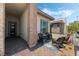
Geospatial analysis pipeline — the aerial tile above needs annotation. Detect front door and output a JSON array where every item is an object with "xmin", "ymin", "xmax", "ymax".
[{"xmin": 8, "ymin": 22, "xmax": 17, "ymax": 37}]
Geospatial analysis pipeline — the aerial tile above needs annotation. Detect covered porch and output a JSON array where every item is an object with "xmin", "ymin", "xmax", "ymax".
[{"xmin": 0, "ymin": 3, "xmax": 37, "ymax": 55}]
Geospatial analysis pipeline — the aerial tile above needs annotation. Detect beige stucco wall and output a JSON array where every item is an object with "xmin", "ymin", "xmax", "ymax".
[
  {"xmin": 37, "ymin": 13, "xmax": 51, "ymax": 33},
  {"xmin": 0, "ymin": 3, "xmax": 5, "ymax": 56},
  {"xmin": 28, "ymin": 4, "xmax": 37, "ymax": 48},
  {"xmin": 20, "ymin": 7, "xmax": 28, "ymax": 41},
  {"xmin": 5, "ymin": 14, "xmax": 20, "ymax": 37}
]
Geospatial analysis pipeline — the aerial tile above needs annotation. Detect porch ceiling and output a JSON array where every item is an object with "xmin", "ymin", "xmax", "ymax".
[{"xmin": 5, "ymin": 3, "xmax": 27, "ymax": 16}]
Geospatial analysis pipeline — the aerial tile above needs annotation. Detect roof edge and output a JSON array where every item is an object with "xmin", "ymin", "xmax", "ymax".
[{"xmin": 37, "ymin": 9, "xmax": 55, "ymax": 20}]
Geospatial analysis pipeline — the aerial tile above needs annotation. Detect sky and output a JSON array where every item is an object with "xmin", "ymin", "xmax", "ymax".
[{"xmin": 37, "ymin": 3, "xmax": 79, "ymax": 25}]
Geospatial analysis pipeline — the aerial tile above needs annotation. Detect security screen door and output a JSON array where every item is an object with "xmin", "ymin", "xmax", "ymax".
[{"xmin": 8, "ymin": 22, "xmax": 17, "ymax": 37}]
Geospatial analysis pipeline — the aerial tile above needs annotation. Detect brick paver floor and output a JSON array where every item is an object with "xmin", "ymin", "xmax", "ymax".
[
  {"xmin": 5, "ymin": 37, "xmax": 75, "ymax": 56},
  {"xmin": 5, "ymin": 37, "xmax": 28, "ymax": 56},
  {"xmin": 13, "ymin": 42, "xmax": 75, "ymax": 56}
]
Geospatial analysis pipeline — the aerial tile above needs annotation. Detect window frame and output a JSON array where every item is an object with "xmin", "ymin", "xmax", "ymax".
[{"xmin": 40, "ymin": 19, "xmax": 48, "ymax": 32}]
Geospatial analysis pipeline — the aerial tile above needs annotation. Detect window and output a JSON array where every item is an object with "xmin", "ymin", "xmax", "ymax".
[{"xmin": 40, "ymin": 19, "xmax": 48, "ymax": 32}]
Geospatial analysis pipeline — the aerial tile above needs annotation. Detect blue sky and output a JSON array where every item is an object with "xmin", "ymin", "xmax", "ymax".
[{"xmin": 37, "ymin": 3, "xmax": 79, "ymax": 25}]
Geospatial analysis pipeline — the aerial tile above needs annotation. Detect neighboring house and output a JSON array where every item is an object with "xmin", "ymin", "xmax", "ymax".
[
  {"xmin": 50, "ymin": 19, "xmax": 67, "ymax": 34},
  {"xmin": 0, "ymin": 3, "xmax": 54, "ymax": 55}
]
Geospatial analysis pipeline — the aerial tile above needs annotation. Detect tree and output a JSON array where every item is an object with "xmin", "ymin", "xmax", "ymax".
[{"xmin": 67, "ymin": 21, "xmax": 79, "ymax": 34}]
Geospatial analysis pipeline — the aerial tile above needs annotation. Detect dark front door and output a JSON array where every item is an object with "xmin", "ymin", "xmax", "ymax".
[{"xmin": 8, "ymin": 22, "xmax": 17, "ymax": 37}]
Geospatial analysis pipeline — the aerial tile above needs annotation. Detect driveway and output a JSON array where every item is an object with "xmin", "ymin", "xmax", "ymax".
[{"xmin": 73, "ymin": 36, "xmax": 79, "ymax": 56}]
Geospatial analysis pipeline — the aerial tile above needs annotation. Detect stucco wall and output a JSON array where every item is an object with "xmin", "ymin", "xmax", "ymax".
[
  {"xmin": 5, "ymin": 14, "xmax": 20, "ymax": 37},
  {"xmin": 20, "ymin": 8, "xmax": 28, "ymax": 41},
  {"xmin": 0, "ymin": 3, "xmax": 5, "ymax": 56},
  {"xmin": 37, "ymin": 13, "xmax": 51, "ymax": 33},
  {"xmin": 27, "ymin": 3, "xmax": 37, "ymax": 48}
]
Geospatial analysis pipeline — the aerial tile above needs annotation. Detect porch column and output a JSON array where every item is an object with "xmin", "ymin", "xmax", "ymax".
[
  {"xmin": 63, "ymin": 18, "xmax": 67, "ymax": 34},
  {"xmin": 0, "ymin": 4, "xmax": 5, "ymax": 55},
  {"xmin": 63, "ymin": 23, "xmax": 67, "ymax": 34},
  {"xmin": 28, "ymin": 3, "xmax": 37, "ymax": 48}
]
